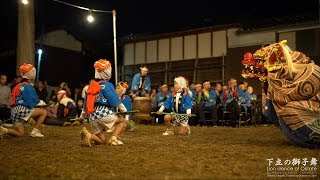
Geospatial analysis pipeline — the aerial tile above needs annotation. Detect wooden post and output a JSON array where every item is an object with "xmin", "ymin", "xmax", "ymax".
[{"xmin": 17, "ymin": 0, "xmax": 35, "ymax": 74}]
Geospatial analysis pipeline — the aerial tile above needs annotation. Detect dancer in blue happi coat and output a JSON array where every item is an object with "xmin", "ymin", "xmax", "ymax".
[
  {"xmin": 131, "ymin": 66, "xmax": 151, "ymax": 97},
  {"xmin": 157, "ymin": 76, "xmax": 192, "ymax": 135}
]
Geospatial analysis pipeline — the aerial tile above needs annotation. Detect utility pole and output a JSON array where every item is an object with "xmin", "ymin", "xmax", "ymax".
[{"xmin": 17, "ymin": 0, "xmax": 35, "ymax": 74}]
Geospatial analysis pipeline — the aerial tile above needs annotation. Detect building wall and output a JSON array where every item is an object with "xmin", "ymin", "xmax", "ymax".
[
  {"xmin": 121, "ymin": 25, "xmax": 320, "ymax": 94},
  {"xmin": 227, "ymin": 28, "xmax": 276, "ymax": 48},
  {"xmin": 123, "ymin": 30, "xmax": 228, "ymax": 65},
  {"xmin": 37, "ymin": 29, "xmax": 82, "ymax": 52}
]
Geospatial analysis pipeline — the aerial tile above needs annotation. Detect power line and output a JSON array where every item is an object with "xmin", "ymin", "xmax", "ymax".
[{"xmin": 51, "ymin": 0, "xmax": 112, "ymax": 13}]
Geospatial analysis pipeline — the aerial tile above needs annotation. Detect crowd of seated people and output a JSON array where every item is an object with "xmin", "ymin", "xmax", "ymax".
[{"xmin": 0, "ymin": 71, "xmax": 260, "ymax": 128}]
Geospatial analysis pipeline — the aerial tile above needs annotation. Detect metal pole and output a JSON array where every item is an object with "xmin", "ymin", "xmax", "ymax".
[
  {"xmin": 112, "ymin": 10, "xmax": 118, "ymax": 84},
  {"xmin": 36, "ymin": 51, "xmax": 42, "ymax": 84},
  {"xmin": 222, "ymin": 54, "xmax": 225, "ymax": 84},
  {"xmin": 165, "ymin": 60, "xmax": 168, "ymax": 83},
  {"xmin": 193, "ymin": 59, "xmax": 197, "ymax": 82}
]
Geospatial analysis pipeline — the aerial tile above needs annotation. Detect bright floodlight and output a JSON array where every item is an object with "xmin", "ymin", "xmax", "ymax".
[
  {"xmin": 21, "ymin": 0, "xmax": 29, "ymax": 5},
  {"xmin": 87, "ymin": 14, "xmax": 94, "ymax": 23},
  {"xmin": 38, "ymin": 49, "xmax": 43, "ymax": 55}
]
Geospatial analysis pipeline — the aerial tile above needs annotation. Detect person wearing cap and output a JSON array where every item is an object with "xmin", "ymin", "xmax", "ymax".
[
  {"xmin": 80, "ymin": 59, "xmax": 127, "ymax": 147},
  {"xmin": 154, "ymin": 83, "xmax": 172, "ymax": 124},
  {"xmin": 115, "ymin": 81, "xmax": 136, "ymax": 132},
  {"xmin": 198, "ymin": 80, "xmax": 218, "ymax": 126},
  {"xmin": 131, "ymin": 66, "xmax": 151, "ymax": 97},
  {"xmin": 0, "ymin": 64, "xmax": 47, "ymax": 138},
  {"xmin": 156, "ymin": 84, "xmax": 171, "ymax": 108},
  {"xmin": 157, "ymin": 76, "xmax": 192, "ymax": 135}
]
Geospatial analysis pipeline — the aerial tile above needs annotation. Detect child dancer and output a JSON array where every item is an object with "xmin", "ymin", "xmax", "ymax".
[
  {"xmin": 115, "ymin": 81, "xmax": 136, "ymax": 132},
  {"xmin": 157, "ymin": 76, "xmax": 192, "ymax": 135},
  {"xmin": 80, "ymin": 59, "xmax": 127, "ymax": 147},
  {"xmin": 0, "ymin": 64, "xmax": 47, "ymax": 138}
]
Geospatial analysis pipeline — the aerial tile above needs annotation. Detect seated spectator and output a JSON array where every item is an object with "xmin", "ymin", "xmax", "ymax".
[
  {"xmin": 154, "ymin": 84, "xmax": 172, "ymax": 124},
  {"xmin": 189, "ymin": 81, "xmax": 196, "ymax": 95},
  {"xmin": 247, "ymin": 86, "xmax": 257, "ymax": 100},
  {"xmin": 156, "ymin": 84, "xmax": 171, "ymax": 109},
  {"xmin": 195, "ymin": 84, "xmax": 203, "ymax": 106},
  {"xmin": 238, "ymin": 81, "xmax": 251, "ymax": 119},
  {"xmin": 35, "ymin": 81, "xmax": 48, "ymax": 103},
  {"xmin": 0, "ymin": 74, "xmax": 11, "ymax": 123},
  {"xmin": 214, "ymin": 82, "xmax": 223, "ymax": 120},
  {"xmin": 9, "ymin": 75, "xmax": 22, "ymax": 90},
  {"xmin": 214, "ymin": 82, "xmax": 222, "ymax": 105},
  {"xmin": 169, "ymin": 85, "xmax": 175, "ymax": 95},
  {"xmin": 76, "ymin": 98, "xmax": 84, "ymax": 118},
  {"xmin": 188, "ymin": 81, "xmax": 196, "ymax": 107},
  {"xmin": 223, "ymin": 79, "xmax": 240, "ymax": 127},
  {"xmin": 72, "ymin": 87, "xmax": 82, "ymax": 103},
  {"xmin": 198, "ymin": 81, "xmax": 218, "ymax": 126},
  {"xmin": 56, "ymin": 90, "xmax": 80, "ymax": 125},
  {"xmin": 48, "ymin": 93, "xmax": 58, "ymax": 105},
  {"xmin": 229, "ymin": 78, "xmax": 242, "ymax": 97},
  {"xmin": 150, "ymin": 88, "xmax": 158, "ymax": 110},
  {"xmin": 222, "ymin": 85, "xmax": 228, "ymax": 93},
  {"xmin": 55, "ymin": 82, "xmax": 71, "ymax": 97},
  {"xmin": 43, "ymin": 80, "xmax": 55, "ymax": 101},
  {"xmin": 45, "ymin": 101, "xmax": 71, "ymax": 126}
]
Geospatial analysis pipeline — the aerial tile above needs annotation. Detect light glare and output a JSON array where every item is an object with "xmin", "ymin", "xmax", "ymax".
[
  {"xmin": 21, "ymin": 0, "xmax": 29, "ymax": 5},
  {"xmin": 87, "ymin": 14, "xmax": 94, "ymax": 23}
]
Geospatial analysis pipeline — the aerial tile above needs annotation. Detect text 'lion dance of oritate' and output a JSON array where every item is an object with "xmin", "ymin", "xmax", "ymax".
[{"xmin": 241, "ymin": 40, "xmax": 320, "ymax": 148}]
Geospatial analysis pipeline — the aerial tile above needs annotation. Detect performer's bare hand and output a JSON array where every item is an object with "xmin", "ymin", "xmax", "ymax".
[{"xmin": 156, "ymin": 111, "xmax": 162, "ymax": 115}]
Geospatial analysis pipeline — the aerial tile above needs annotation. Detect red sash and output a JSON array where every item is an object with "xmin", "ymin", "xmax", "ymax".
[
  {"xmin": 10, "ymin": 82, "xmax": 29, "ymax": 106},
  {"xmin": 85, "ymin": 81, "xmax": 102, "ymax": 115}
]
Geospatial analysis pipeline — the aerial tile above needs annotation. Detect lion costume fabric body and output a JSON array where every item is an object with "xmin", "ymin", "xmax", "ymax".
[{"xmin": 242, "ymin": 40, "xmax": 320, "ymax": 148}]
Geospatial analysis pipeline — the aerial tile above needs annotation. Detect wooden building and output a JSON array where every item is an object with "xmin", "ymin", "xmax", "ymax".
[{"xmin": 120, "ymin": 22, "xmax": 320, "ymax": 95}]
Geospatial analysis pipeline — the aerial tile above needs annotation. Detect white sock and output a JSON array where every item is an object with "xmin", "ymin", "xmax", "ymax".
[
  {"xmin": 2, "ymin": 127, "xmax": 8, "ymax": 133},
  {"xmin": 32, "ymin": 128, "xmax": 39, "ymax": 132}
]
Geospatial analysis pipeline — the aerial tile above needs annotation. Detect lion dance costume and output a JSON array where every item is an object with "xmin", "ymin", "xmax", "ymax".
[{"xmin": 241, "ymin": 40, "xmax": 320, "ymax": 148}]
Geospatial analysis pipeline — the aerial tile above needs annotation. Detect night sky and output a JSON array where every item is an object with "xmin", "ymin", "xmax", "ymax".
[{"xmin": 0, "ymin": 0, "xmax": 318, "ymax": 51}]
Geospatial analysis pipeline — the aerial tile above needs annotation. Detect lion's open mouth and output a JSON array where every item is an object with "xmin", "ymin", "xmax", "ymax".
[{"xmin": 241, "ymin": 52, "xmax": 267, "ymax": 81}]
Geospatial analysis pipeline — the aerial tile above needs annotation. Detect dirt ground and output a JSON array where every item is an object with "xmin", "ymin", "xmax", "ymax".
[{"xmin": 0, "ymin": 124, "xmax": 319, "ymax": 180}]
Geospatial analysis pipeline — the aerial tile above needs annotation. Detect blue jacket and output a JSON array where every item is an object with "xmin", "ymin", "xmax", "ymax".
[
  {"xmin": 189, "ymin": 88, "xmax": 197, "ymax": 106},
  {"xmin": 201, "ymin": 90, "xmax": 217, "ymax": 107},
  {"xmin": 12, "ymin": 83, "xmax": 40, "ymax": 109},
  {"xmin": 131, "ymin": 73, "xmax": 151, "ymax": 93},
  {"xmin": 156, "ymin": 92, "xmax": 172, "ymax": 107},
  {"xmin": 121, "ymin": 95, "xmax": 132, "ymax": 111},
  {"xmin": 163, "ymin": 92, "xmax": 192, "ymax": 114},
  {"xmin": 239, "ymin": 91, "xmax": 251, "ymax": 112},
  {"xmin": 236, "ymin": 87, "xmax": 244, "ymax": 97},
  {"xmin": 84, "ymin": 81, "xmax": 122, "ymax": 109}
]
